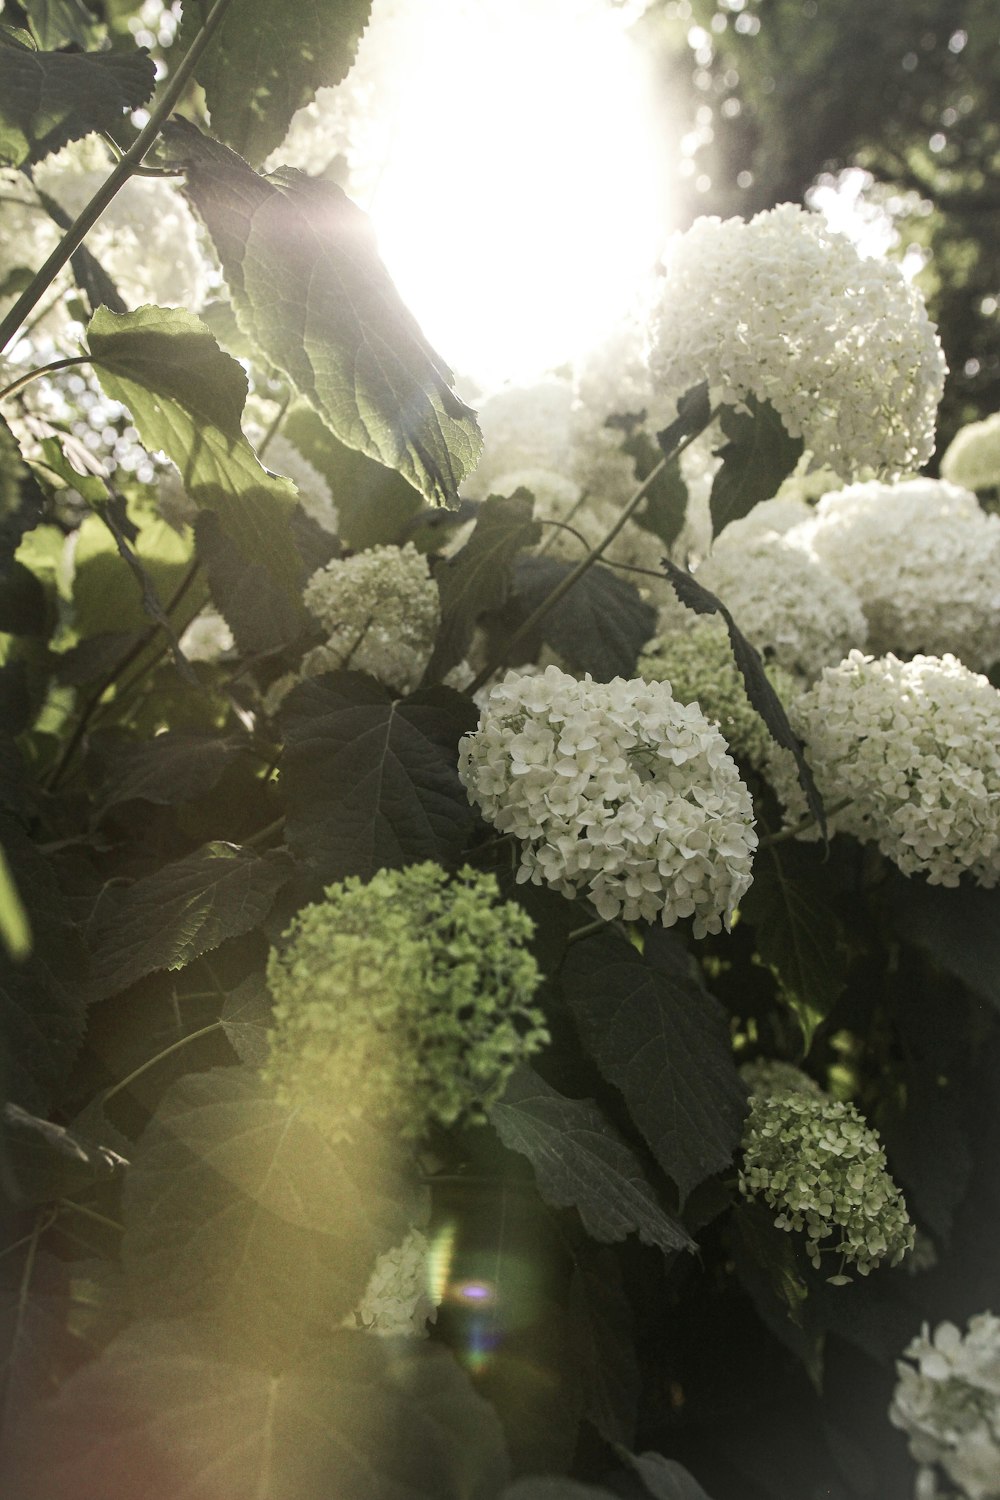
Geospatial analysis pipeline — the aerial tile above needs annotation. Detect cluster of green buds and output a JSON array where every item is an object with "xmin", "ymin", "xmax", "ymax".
[
  {"xmin": 264, "ymin": 862, "xmax": 546, "ymax": 1141},
  {"xmin": 739, "ymin": 1083, "xmax": 914, "ymax": 1281}
]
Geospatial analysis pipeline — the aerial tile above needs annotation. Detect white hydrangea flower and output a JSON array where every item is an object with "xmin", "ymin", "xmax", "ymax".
[
  {"xmin": 302, "ymin": 542, "xmax": 440, "ymax": 694},
  {"xmin": 740, "ymin": 1088, "xmax": 914, "ymax": 1279},
  {"xmin": 650, "ymin": 203, "xmax": 946, "ymax": 478},
  {"xmin": 346, "ymin": 1227, "xmax": 438, "ymax": 1338},
  {"xmin": 695, "ymin": 531, "xmax": 868, "ymax": 682},
  {"xmin": 941, "ymin": 412, "xmax": 1000, "ymax": 493},
  {"xmin": 716, "ymin": 494, "xmax": 815, "ymax": 549},
  {"xmin": 787, "ymin": 478, "xmax": 1000, "ymax": 673},
  {"xmin": 258, "ymin": 432, "xmax": 339, "ymax": 536},
  {"xmin": 458, "ymin": 664, "xmax": 757, "ymax": 937},
  {"xmin": 463, "ymin": 377, "xmax": 575, "ymax": 497},
  {"xmin": 776, "ymin": 650, "xmax": 1000, "ymax": 887},
  {"xmin": 890, "ymin": 1314, "xmax": 1000, "ymax": 1500},
  {"xmin": 179, "ymin": 610, "xmax": 234, "ymax": 663}
]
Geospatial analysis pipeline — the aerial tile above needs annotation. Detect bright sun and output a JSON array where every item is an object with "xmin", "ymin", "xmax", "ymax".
[{"xmin": 358, "ymin": 2, "xmax": 667, "ymax": 389}]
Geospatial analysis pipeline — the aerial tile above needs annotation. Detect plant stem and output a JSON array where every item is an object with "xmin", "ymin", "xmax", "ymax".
[
  {"xmin": 244, "ymin": 815, "xmax": 286, "ymax": 850},
  {"xmin": 59, "ymin": 1200, "xmax": 123, "ymax": 1234},
  {"xmin": 0, "ymin": 356, "xmax": 90, "ymax": 404},
  {"xmin": 101, "ymin": 1021, "xmax": 223, "ymax": 1106},
  {"xmin": 467, "ymin": 409, "xmax": 718, "ymax": 695},
  {"xmin": 759, "ymin": 797, "xmax": 852, "ymax": 847},
  {"xmin": 0, "ymin": 0, "xmax": 238, "ymax": 355}
]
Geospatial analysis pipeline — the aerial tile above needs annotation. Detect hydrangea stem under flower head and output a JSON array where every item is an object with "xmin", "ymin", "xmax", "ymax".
[
  {"xmin": 650, "ymin": 203, "xmax": 946, "ymax": 479},
  {"xmin": 458, "ymin": 665, "xmax": 757, "ymax": 936},
  {"xmin": 264, "ymin": 863, "xmax": 546, "ymax": 1142}
]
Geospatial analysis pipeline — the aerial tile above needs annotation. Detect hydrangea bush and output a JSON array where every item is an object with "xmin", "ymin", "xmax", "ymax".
[{"xmin": 0, "ymin": 6, "xmax": 998, "ymax": 1500}]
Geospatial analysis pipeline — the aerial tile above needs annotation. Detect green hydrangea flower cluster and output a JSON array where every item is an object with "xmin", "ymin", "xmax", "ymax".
[
  {"xmin": 637, "ymin": 615, "xmax": 800, "ymax": 771},
  {"xmin": 264, "ymin": 863, "xmax": 547, "ymax": 1140},
  {"xmin": 739, "ymin": 1089, "xmax": 914, "ymax": 1280},
  {"xmin": 738, "ymin": 1057, "xmax": 823, "ymax": 1099}
]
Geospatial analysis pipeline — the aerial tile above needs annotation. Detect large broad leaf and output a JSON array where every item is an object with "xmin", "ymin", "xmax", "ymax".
[
  {"xmin": 660, "ymin": 557, "xmax": 825, "ymax": 839},
  {"xmin": 91, "ymin": 731, "xmax": 247, "ymax": 816},
  {"xmin": 279, "ymin": 672, "xmax": 479, "ymax": 884},
  {"xmin": 708, "ymin": 398, "xmax": 804, "ymax": 538},
  {"xmin": 502, "ymin": 556, "xmax": 656, "ymax": 681},
  {"xmin": 179, "ymin": 0, "xmax": 371, "ymax": 166},
  {"xmin": 561, "ymin": 927, "xmax": 748, "ymax": 1202},
  {"xmin": 167, "ymin": 121, "xmax": 481, "ymax": 508},
  {"xmin": 2, "ymin": 1102, "xmax": 126, "ymax": 1206},
  {"xmin": 424, "ymin": 493, "xmax": 541, "ymax": 684},
  {"xmin": 219, "ymin": 974, "xmax": 272, "ymax": 1066},
  {"xmin": 6, "ymin": 1320, "xmax": 509, "ymax": 1500},
  {"xmin": 0, "ymin": 1241, "xmax": 77, "ymax": 1446},
  {"xmin": 0, "ymin": 36, "xmax": 154, "ymax": 167},
  {"xmin": 86, "ymin": 305, "xmax": 306, "ymax": 646},
  {"xmin": 625, "ymin": 1452, "xmax": 717, "ymax": 1500},
  {"xmin": 86, "ymin": 843, "xmax": 291, "ymax": 1003},
  {"xmin": 567, "ymin": 1246, "xmax": 640, "ymax": 1448},
  {"xmin": 890, "ymin": 878, "xmax": 1000, "ymax": 1014},
  {"xmin": 739, "ymin": 842, "xmax": 848, "ymax": 1052},
  {"xmin": 880, "ymin": 1071, "xmax": 972, "ymax": 1243},
  {"xmin": 122, "ymin": 1068, "xmax": 422, "ymax": 1356},
  {"xmin": 19, "ymin": 0, "xmax": 102, "ymax": 50},
  {"xmin": 490, "ymin": 1065, "xmax": 692, "ymax": 1256},
  {"xmin": 0, "ymin": 815, "xmax": 86, "ymax": 1113}
]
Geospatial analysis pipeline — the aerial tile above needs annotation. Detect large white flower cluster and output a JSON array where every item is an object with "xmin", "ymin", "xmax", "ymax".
[
  {"xmin": 778, "ymin": 650, "xmax": 1000, "ymax": 886},
  {"xmin": 890, "ymin": 1314, "xmax": 1000, "ymax": 1500},
  {"xmin": 787, "ymin": 478, "xmax": 1000, "ymax": 673},
  {"xmin": 302, "ymin": 542, "xmax": 440, "ymax": 694},
  {"xmin": 259, "ymin": 433, "xmax": 340, "ymax": 537},
  {"xmin": 695, "ymin": 531, "xmax": 868, "ymax": 682},
  {"xmin": 740, "ymin": 1088, "xmax": 914, "ymax": 1279},
  {"xmin": 347, "ymin": 1227, "xmax": 438, "ymax": 1338},
  {"xmin": 649, "ymin": 203, "xmax": 946, "ymax": 478},
  {"xmin": 941, "ymin": 411, "xmax": 1000, "ymax": 493},
  {"xmin": 458, "ymin": 665, "xmax": 757, "ymax": 935},
  {"xmin": 466, "ymin": 378, "xmax": 575, "ymax": 497}
]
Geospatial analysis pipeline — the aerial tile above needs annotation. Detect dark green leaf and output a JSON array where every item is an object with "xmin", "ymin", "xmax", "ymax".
[
  {"xmin": 728, "ymin": 1199, "xmax": 822, "ymax": 1387},
  {"xmin": 503, "ymin": 556, "xmax": 656, "ymax": 681},
  {"xmin": 122, "ymin": 1067, "xmax": 423, "ymax": 1351},
  {"xmin": 167, "ymin": 121, "xmax": 482, "ymax": 508},
  {"xmin": 279, "ymin": 672, "xmax": 479, "ymax": 884},
  {"xmin": 86, "ymin": 843, "xmax": 291, "ymax": 1003},
  {"xmin": 0, "ymin": 556, "xmax": 47, "ymax": 635},
  {"xmin": 424, "ymin": 492, "xmax": 541, "ymax": 684},
  {"xmin": 880, "ymin": 1074, "xmax": 971, "ymax": 1242},
  {"xmin": 2, "ymin": 1101, "xmax": 126, "ymax": 1205},
  {"xmin": 219, "ymin": 974, "xmax": 272, "ymax": 1066},
  {"xmin": 7, "ymin": 1319, "xmax": 509, "ymax": 1500},
  {"xmin": 503, "ymin": 1483, "xmax": 619, "ymax": 1500},
  {"xmin": 708, "ymin": 398, "xmax": 804, "ymax": 538},
  {"xmin": 0, "ymin": 414, "xmax": 42, "ymax": 543},
  {"xmin": 567, "ymin": 1246, "xmax": 640, "ymax": 1448},
  {"xmin": 660, "ymin": 557, "xmax": 825, "ymax": 839},
  {"xmin": 890, "ymin": 878, "xmax": 1000, "ymax": 1013},
  {"xmin": 0, "ymin": 1241, "xmax": 75, "ymax": 1443},
  {"xmin": 179, "ymin": 0, "xmax": 371, "ymax": 166},
  {"xmin": 0, "ymin": 815, "xmax": 86, "ymax": 1112},
  {"xmin": 739, "ymin": 842, "xmax": 847, "ymax": 1052},
  {"xmin": 633, "ymin": 452, "xmax": 690, "ymax": 552},
  {"xmin": 20, "ymin": 0, "xmax": 102, "ymax": 49},
  {"xmin": 0, "ymin": 40, "xmax": 154, "ymax": 166},
  {"xmin": 91, "ymin": 731, "xmax": 246, "ymax": 816},
  {"xmin": 655, "ymin": 382, "xmax": 712, "ymax": 460},
  {"xmin": 561, "ymin": 927, "xmax": 748, "ymax": 1202},
  {"xmin": 194, "ymin": 508, "xmax": 304, "ymax": 654},
  {"xmin": 625, "ymin": 1451, "xmax": 716, "ymax": 1500},
  {"xmin": 86, "ymin": 304, "xmax": 306, "ymax": 639},
  {"xmin": 490, "ymin": 1065, "xmax": 692, "ymax": 1255},
  {"xmin": 0, "ymin": 841, "xmax": 30, "ymax": 961}
]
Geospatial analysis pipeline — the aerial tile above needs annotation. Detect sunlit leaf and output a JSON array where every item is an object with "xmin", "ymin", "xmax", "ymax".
[{"xmin": 0, "ymin": 37, "xmax": 154, "ymax": 166}]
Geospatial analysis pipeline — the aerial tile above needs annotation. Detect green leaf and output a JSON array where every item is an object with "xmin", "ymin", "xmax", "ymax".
[
  {"xmin": 167, "ymin": 121, "xmax": 482, "ymax": 508},
  {"xmin": 2, "ymin": 1101, "xmax": 126, "ymax": 1205},
  {"xmin": 708, "ymin": 398, "xmax": 804, "ymax": 538},
  {"xmin": 86, "ymin": 843, "xmax": 291, "ymax": 1003},
  {"xmin": 424, "ymin": 493, "xmax": 541, "ymax": 684},
  {"xmin": 890, "ymin": 879, "xmax": 1000, "ymax": 1013},
  {"xmin": 567, "ymin": 1246, "xmax": 640, "ymax": 1448},
  {"xmin": 739, "ymin": 842, "xmax": 848, "ymax": 1052},
  {"xmin": 561, "ymin": 927, "xmax": 748, "ymax": 1202},
  {"xmin": 6, "ymin": 1319, "xmax": 509, "ymax": 1500},
  {"xmin": 0, "ymin": 815, "xmax": 86, "ymax": 1112},
  {"xmin": 179, "ymin": 0, "xmax": 371, "ymax": 166},
  {"xmin": 624, "ymin": 1452, "xmax": 716, "ymax": 1500},
  {"xmin": 501, "ymin": 557, "xmax": 657, "ymax": 681},
  {"xmin": 122, "ymin": 1067, "xmax": 423, "ymax": 1355},
  {"xmin": 71, "ymin": 503, "xmax": 198, "ymax": 641},
  {"xmin": 490, "ymin": 1065, "xmax": 692, "ymax": 1256},
  {"xmin": 20, "ymin": 0, "xmax": 103, "ymax": 50},
  {"xmin": 660, "ymin": 556, "xmax": 825, "ymax": 840},
  {"xmin": 880, "ymin": 1073, "xmax": 972, "ymax": 1242},
  {"xmin": 193, "ymin": 509, "xmax": 304, "ymax": 655},
  {"xmin": 503, "ymin": 1483, "xmax": 619, "ymax": 1500},
  {"xmin": 0, "ymin": 841, "xmax": 30, "ymax": 961},
  {"xmin": 282, "ymin": 403, "xmax": 423, "ymax": 551},
  {"xmin": 655, "ymin": 382, "xmax": 712, "ymax": 459},
  {"xmin": 90, "ymin": 731, "xmax": 246, "ymax": 816},
  {"xmin": 728, "ymin": 1198, "xmax": 823, "ymax": 1389},
  {"xmin": 0, "ymin": 1240, "xmax": 76, "ymax": 1443},
  {"xmin": 219, "ymin": 974, "xmax": 272, "ymax": 1066},
  {"xmin": 279, "ymin": 672, "xmax": 480, "ymax": 884},
  {"xmin": 0, "ymin": 39, "xmax": 154, "ymax": 166},
  {"xmin": 633, "ymin": 453, "xmax": 690, "ymax": 553},
  {"xmin": 86, "ymin": 304, "xmax": 306, "ymax": 638}
]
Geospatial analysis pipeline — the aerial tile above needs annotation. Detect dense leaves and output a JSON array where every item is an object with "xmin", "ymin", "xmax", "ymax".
[
  {"xmin": 180, "ymin": 0, "xmax": 372, "ymax": 166},
  {"xmin": 490, "ymin": 1065, "xmax": 692, "ymax": 1256},
  {"xmin": 168, "ymin": 121, "xmax": 482, "ymax": 508},
  {"xmin": 708, "ymin": 398, "xmax": 804, "ymax": 538},
  {"xmin": 279, "ymin": 671, "xmax": 479, "ymax": 883},
  {"xmin": 499, "ymin": 556, "xmax": 656, "ymax": 681},
  {"xmin": 0, "ymin": 35, "xmax": 154, "ymax": 166},
  {"xmin": 561, "ymin": 927, "xmax": 748, "ymax": 1202}
]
